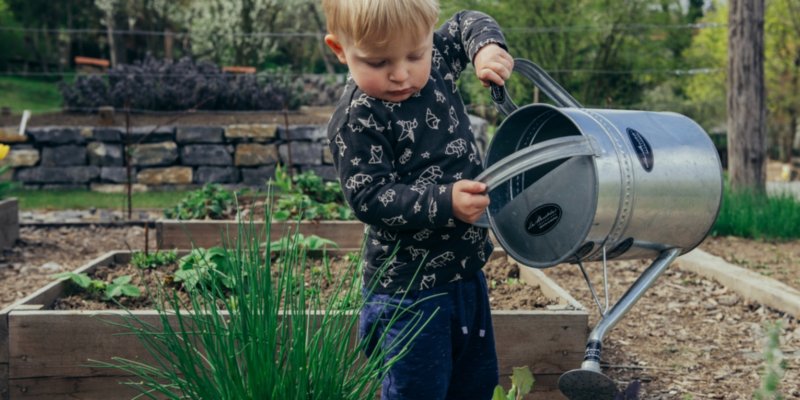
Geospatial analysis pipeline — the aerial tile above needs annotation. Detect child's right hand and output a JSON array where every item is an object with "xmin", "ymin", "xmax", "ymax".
[
  {"xmin": 473, "ymin": 44, "xmax": 514, "ymax": 88},
  {"xmin": 452, "ymin": 180, "xmax": 490, "ymax": 224}
]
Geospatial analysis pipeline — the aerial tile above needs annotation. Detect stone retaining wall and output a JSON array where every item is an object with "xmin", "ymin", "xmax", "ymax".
[{"xmin": 0, "ymin": 116, "xmax": 490, "ymax": 191}]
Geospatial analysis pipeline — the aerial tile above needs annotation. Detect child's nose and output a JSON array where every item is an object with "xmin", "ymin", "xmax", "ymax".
[{"xmin": 389, "ymin": 65, "xmax": 409, "ymax": 82}]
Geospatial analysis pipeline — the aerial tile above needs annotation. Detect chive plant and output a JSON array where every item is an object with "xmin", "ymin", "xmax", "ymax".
[{"xmin": 94, "ymin": 192, "xmax": 432, "ymax": 399}]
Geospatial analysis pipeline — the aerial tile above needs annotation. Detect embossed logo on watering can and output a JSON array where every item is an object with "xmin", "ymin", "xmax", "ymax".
[
  {"xmin": 525, "ymin": 203, "xmax": 562, "ymax": 236},
  {"xmin": 626, "ymin": 127, "xmax": 654, "ymax": 172}
]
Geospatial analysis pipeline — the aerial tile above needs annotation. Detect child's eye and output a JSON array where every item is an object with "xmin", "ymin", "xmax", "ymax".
[{"xmin": 366, "ymin": 60, "xmax": 386, "ymax": 68}]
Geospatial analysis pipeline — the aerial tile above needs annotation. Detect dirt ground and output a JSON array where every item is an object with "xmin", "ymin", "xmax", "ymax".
[{"xmin": 0, "ymin": 226, "xmax": 798, "ymax": 398}]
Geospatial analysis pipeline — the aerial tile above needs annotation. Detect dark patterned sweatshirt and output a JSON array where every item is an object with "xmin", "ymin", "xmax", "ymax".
[{"xmin": 326, "ymin": 11, "xmax": 506, "ymax": 294}]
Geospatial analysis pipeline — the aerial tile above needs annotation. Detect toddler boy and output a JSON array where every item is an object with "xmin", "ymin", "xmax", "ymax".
[{"xmin": 322, "ymin": 1, "xmax": 513, "ymax": 398}]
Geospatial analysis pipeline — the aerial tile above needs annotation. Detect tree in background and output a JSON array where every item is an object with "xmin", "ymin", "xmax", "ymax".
[
  {"xmin": 175, "ymin": 0, "xmax": 320, "ymax": 70},
  {"xmin": 441, "ymin": 0, "xmax": 704, "ymax": 117},
  {"xmin": 764, "ymin": 0, "xmax": 800, "ymax": 162},
  {"xmin": 4, "ymin": 0, "xmax": 102, "ymax": 72},
  {"xmin": 728, "ymin": 0, "xmax": 766, "ymax": 192},
  {"xmin": 683, "ymin": 3, "xmax": 728, "ymax": 130}
]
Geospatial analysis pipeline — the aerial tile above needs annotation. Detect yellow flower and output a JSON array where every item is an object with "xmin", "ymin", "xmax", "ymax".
[{"xmin": 0, "ymin": 144, "xmax": 9, "ymax": 161}]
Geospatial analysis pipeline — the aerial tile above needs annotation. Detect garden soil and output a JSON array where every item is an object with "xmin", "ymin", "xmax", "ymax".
[{"xmin": 0, "ymin": 226, "xmax": 798, "ymax": 399}]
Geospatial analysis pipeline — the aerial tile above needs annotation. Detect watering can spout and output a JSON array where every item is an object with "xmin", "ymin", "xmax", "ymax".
[{"xmin": 557, "ymin": 248, "xmax": 682, "ymax": 400}]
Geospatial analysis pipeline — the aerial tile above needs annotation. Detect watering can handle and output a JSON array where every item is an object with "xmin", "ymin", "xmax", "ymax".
[
  {"xmin": 472, "ymin": 135, "xmax": 598, "ymax": 228},
  {"xmin": 474, "ymin": 135, "xmax": 599, "ymax": 192},
  {"xmin": 490, "ymin": 58, "xmax": 583, "ymax": 116}
]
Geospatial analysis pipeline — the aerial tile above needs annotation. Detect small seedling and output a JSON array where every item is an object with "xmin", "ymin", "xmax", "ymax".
[
  {"xmin": 492, "ymin": 366, "xmax": 534, "ymax": 400},
  {"xmin": 175, "ymin": 247, "xmax": 233, "ymax": 291},
  {"xmin": 131, "ymin": 250, "xmax": 178, "ymax": 269},
  {"xmin": 51, "ymin": 272, "xmax": 141, "ymax": 301}
]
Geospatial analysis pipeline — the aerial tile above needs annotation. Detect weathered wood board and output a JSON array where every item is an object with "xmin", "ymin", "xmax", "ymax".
[
  {"xmin": 156, "ymin": 219, "xmax": 367, "ymax": 249},
  {"xmin": 1, "ymin": 251, "xmax": 587, "ymax": 399}
]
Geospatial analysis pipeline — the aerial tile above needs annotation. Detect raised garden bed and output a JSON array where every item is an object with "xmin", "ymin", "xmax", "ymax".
[
  {"xmin": 156, "ymin": 219, "xmax": 367, "ymax": 249},
  {"xmin": 0, "ymin": 199, "xmax": 19, "ymax": 250},
  {"xmin": 0, "ymin": 250, "xmax": 587, "ymax": 399}
]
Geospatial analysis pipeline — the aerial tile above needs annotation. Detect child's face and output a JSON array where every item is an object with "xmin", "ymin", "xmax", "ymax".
[{"xmin": 326, "ymin": 29, "xmax": 433, "ymax": 102}]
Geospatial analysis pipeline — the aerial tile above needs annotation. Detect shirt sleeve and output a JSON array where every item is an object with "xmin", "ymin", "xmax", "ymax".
[
  {"xmin": 328, "ymin": 92, "xmax": 454, "ymax": 231},
  {"xmin": 434, "ymin": 10, "xmax": 508, "ymax": 82}
]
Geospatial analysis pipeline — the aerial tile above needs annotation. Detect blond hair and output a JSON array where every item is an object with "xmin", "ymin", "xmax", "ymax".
[{"xmin": 322, "ymin": 0, "xmax": 439, "ymax": 48}]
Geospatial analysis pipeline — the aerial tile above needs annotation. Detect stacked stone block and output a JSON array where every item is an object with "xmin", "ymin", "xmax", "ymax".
[{"xmin": 0, "ymin": 117, "xmax": 488, "ymax": 191}]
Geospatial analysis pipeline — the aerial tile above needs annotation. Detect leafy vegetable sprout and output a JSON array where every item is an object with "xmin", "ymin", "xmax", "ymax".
[
  {"xmin": 51, "ymin": 271, "xmax": 141, "ymax": 301},
  {"xmin": 130, "ymin": 249, "xmax": 178, "ymax": 269},
  {"xmin": 271, "ymin": 165, "xmax": 353, "ymax": 221},
  {"xmin": 174, "ymin": 247, "xmax": 234, "ymax": 291},
  {"xmin": 163, "ymin": 183, "xmax": 238, "ymax": 220},
  {"xmin": 492, "ymin": 366, "xmax": 534, "ymax": 400}
]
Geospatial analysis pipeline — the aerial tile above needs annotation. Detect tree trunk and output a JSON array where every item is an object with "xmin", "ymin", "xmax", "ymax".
[
  {"xmin": 105, "ymin": 10, "xmax": 117, "ymax": 67},
  {"xmin": 164, "ymin": 29, "xmax": 174, "ymax": 60},
  {"xmin": 727, "ymin": 0, "xmax": 766, "ymax": 192}
]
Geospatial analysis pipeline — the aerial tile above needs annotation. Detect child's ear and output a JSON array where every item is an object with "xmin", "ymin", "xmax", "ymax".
[{"xmin": 325, "ymin": 34, "xmax": 348, "ymax": 64}]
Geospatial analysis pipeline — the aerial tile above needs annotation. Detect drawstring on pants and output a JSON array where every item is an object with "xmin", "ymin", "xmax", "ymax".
[
  {"xmin": 455, "ymin": 280, "xmax": 469, "ymax": 335},
  {"xmin": 455, "ymin": 272, "xmax": 489, "ymax": 338}
]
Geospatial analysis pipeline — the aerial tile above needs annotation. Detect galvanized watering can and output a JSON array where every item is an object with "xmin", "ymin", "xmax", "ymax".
[{"xmin": 474, "ymin": 59, "xmax": 723, "ymax": 399}]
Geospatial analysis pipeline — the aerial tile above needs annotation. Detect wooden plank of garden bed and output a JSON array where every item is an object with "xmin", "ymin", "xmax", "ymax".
[
  {"xmin": 8, "ymin": 311, "xmax": 165, "ymax": 380},
  {"xmin": 7, "ymin": 376, "xmax": 143, "ymax": 400},
  {"xmin": 4, "ymin": 250, "xmax": 588, "ymax": 397},
  {"xmin": 677, "ymin": 249, "xmax": 800, "ymax": 319},
  {"xmin": 499, "ymin": 257, "xmax": 588, "ymax": 395},
  {"xmin": 0, "ymin": 252, "xmax": 121, "ymax": 400},
  {"xmin": 156, "ymin": 219, "xmax": 367, "ymax": 249}
]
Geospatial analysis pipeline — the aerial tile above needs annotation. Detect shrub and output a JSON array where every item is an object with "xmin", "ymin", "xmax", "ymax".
[{"xmin": 60, "ymin": 56, "xmax": 304, "ymax": 112}]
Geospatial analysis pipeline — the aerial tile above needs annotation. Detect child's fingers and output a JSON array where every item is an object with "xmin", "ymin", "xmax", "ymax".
[
  {"xmin": 477, "ymin": 63, "xmax": 513, "ymax": 87},
  {"xmin": 456, "ymin": 180, "xmax": 488, "ymax": 194}
]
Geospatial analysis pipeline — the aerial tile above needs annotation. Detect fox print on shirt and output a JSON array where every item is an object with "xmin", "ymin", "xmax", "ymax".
[{"xmin": 326, "ymin": 10, "xmax": 505, "ymax": 294}]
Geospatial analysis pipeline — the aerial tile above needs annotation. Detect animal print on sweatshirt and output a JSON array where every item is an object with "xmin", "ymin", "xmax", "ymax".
[{"xmin": 326, "ymin": 11, "xmax": 505, "ymax": 294}]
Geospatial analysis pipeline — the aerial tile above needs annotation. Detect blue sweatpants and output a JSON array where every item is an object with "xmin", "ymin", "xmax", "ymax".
[{"xmin": 359, "ymin": 271, "xmax": 499, "ymax": 400}]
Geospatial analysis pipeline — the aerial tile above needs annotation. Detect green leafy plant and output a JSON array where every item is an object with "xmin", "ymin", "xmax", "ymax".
[
  {"xmin": 271, "ymin": 165, "xmax": 353, "ymax": 221},
  {"xmin": 51, "ymin": 271, "xmax": 141, "ymax": 301},
  {"xmin": 270, "ymin": 233, "xmax": 338, "ymax": 253},
  {"xmin": 492, "ymin": 366, "xmax": 534, "ymax": 400},
  {"xmin": 163, "ymin": 183, "xmax": 237, "ymax": 220},
  {"xmin": 90, "ymin": 201, "xmax": 433, "ymax": 399},
  {"xmin": 270, "ymin": 232, "xmax": 340, "ymax": 284},
  {"xmin": 174, "ymin": 247, "xmax": 234, "ymax": 291},
  {"xmin": 754, "ymin": 321, "xmax": 786, "ymax": 400},
  {"xmin": 130, "ymin": 250, "xmax": 178, "ymax": 269}
]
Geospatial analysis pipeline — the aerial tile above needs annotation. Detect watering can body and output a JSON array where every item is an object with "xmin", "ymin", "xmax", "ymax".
[
  {"xmin": 477, "ymin": 59, "xmax": 724, "ymax": 400},
  {"xmin": 478, "ymin": 60, "xmax": 723, "ymax": 269}
]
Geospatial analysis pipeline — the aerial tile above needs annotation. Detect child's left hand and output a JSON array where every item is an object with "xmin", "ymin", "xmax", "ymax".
[{"xmin": 473, "ymin": 44, "xmax": 514, "ymax": 87}]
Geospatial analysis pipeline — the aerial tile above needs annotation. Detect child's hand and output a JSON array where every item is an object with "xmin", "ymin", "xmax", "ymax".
[
  {"xmin": 473, "ymin": 44, "xmax": 514, "ymax": 87},
  {"xmin": 452, "ymin": 180, "xmax": 490, "ymax": 224}
]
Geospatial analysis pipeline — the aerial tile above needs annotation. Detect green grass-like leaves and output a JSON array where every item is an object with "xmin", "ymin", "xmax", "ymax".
[
  {"xmin": 711, "ymin": 184, "xmax": 800, "ymax": 240},
  {"xmin": 90, "ymin": 192, "xmax": 431, "ymax": 399}
]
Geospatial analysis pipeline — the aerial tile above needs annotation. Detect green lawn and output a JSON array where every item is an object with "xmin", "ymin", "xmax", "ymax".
[
  {"xmin": 0, "ymin": 77, "xmax": 63, "ymax": 114},
  {"xmin": 9, "ymin": 188, "xmax": 193, "ymax": 211}
]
